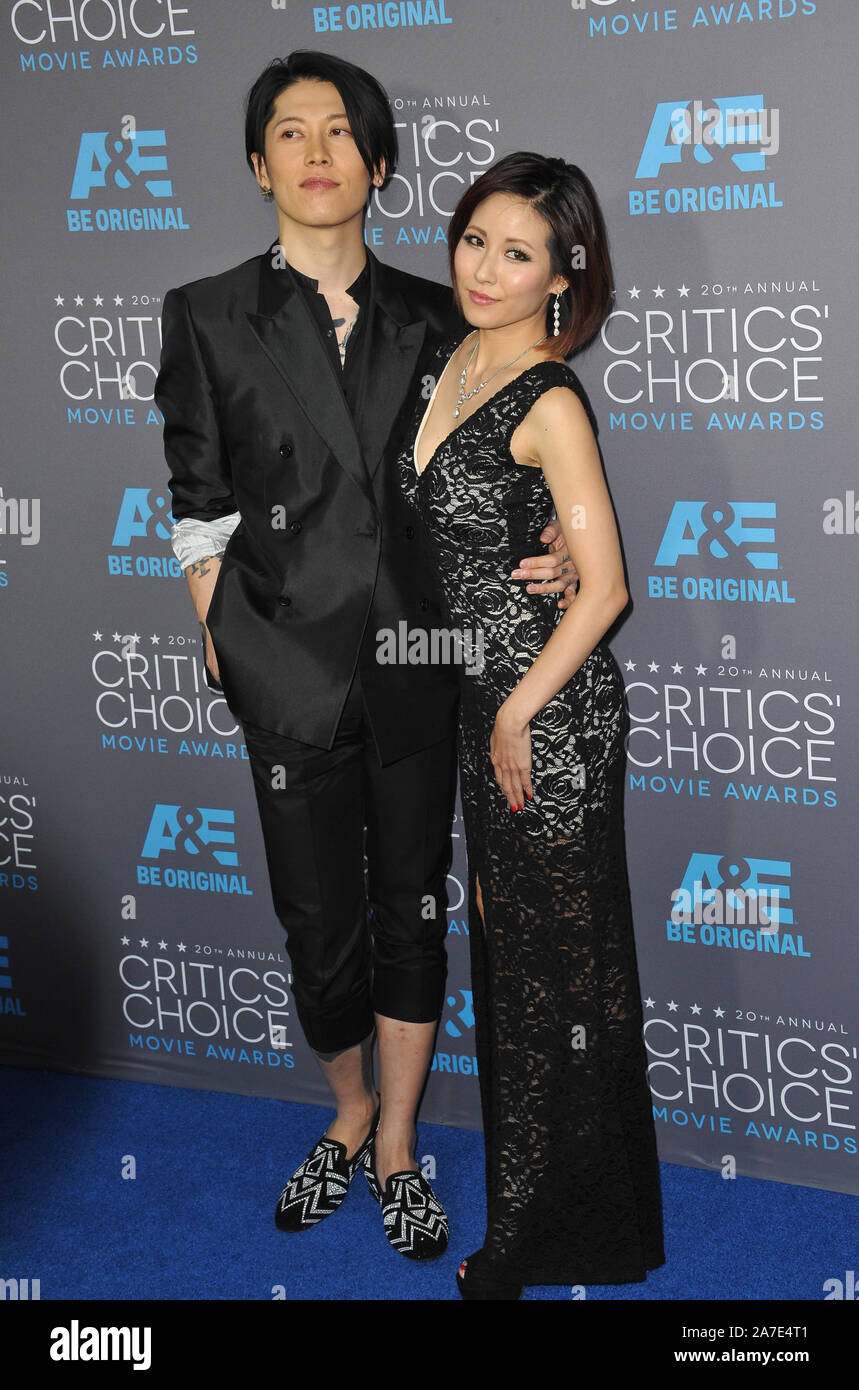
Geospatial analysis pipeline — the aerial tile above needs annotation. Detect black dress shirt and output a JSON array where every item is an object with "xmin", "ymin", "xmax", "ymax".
[{"xmin": 288, "ymin": 257, "xmax": 374, "ymax": 445}]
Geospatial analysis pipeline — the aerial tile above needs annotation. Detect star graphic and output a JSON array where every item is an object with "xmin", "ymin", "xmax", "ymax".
[
  {"xmin": 690, "ymin": 1003, "xmax": 702, "ymax": 1015},
  {"xmin": 93, "ymin": 294, "xmax": 104, "ymax": 306},
  {"xmin": 150, "ymin": 634, "xmax": 160, "ymax": 645},
  {"xmin": 74, "ymin": 295, "xmax": 84, "ymax": 307},
  {"xmin": 667, "ymin": 1000, "xmax": 679, "ymax": 1012},
  {"xmin": 648, "ymin": 660, "xmax": 660, "ymax": 673},
  {"xmin": 93, "ymin": 630, "xmax": 103, "ymax": 642},
  {"xmin": 114, "ymin": 294, "xmax": 124, "ymax": 306},
  {"xmin": 120, "ymin": 936, "xmax": 130, "ymax": 946},
  {"xmin": 130, "ymin": 632, "xmax": 141, "ymax": 645},
  {"xmin": 695, "ymin": 663, "xmax": 707, "ymax": 675},
  {"xmin": 678, "ymin": 284, "xmax": 690, "ymax": 297},
  {"xmin": 671, "ymin": 662, "xmax": 683, "ymax": 674},
  {"xmin": 139, "ymin": 937, "xmax": 149, "ymax": 948},
  {"xmin": 54, "ymin": 294, "xmax": 64, "ymax": 306},
  {"xmin": 112, "ymin": 631, "xmax": 123, "ymax": 642},
  {"xmin": 158, "ymin": 940, "xmax": 168, "ymax": 950},
  {"xmin": 177, "ymin": 942, "xmax": 187, "ymax": 952},
  {"xmin": 714, "ymin": 1006, "xmax": 725, "ymax": 1018},
  {"xmin": 653, "ymin": 285, "xmax": 665, "ymax": 298},
  {"xmin": 644, "ymin": 996, "xmax": 655, "ymax": 1008},
  {"xmin": 628, "ymin": 285, "xmax": 641, "ymax": 300},
  {"xmin": 624, "ymin": 659, "xmax": 636, "ymax": 671}
]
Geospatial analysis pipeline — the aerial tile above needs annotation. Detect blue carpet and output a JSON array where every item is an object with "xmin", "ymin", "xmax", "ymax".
[{"xmin": 0, "ymin": 1066, "xmax": 854, "ymax": 1301}]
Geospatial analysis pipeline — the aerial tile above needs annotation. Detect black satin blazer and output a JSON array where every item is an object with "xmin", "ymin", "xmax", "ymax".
[{"xmin": 155, "ymin": 246, "xmax": 462, "ymax": 762}]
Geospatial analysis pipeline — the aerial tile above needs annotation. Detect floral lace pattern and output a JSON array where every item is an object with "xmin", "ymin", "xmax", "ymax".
[{"xmin": 399, "ymin": 341, "xmax": 665, "ymax": 1284}]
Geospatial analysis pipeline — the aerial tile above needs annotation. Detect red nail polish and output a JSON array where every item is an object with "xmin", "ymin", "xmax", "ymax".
[{"xmin": 526, "ymin": 792, "xmax": 532, "ymax": 800}]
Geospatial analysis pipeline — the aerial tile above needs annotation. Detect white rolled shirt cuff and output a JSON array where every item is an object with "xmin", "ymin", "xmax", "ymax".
[{"xmin": 172, "ymin": 512, "xmax": 241, "ymax": 569}]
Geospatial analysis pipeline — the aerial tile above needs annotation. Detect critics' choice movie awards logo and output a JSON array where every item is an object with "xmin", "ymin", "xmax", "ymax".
[
  {"xmin": 109, "ymin": 488, "xmax": 180, "ymax": 578},
  {"xmin": 53, "ymin": 292, "xmax": 164, "ymax": 424},
  {"xmin": 66, "ymin": 118, "xmax": 188, "ymax": 231},
  {"xmin": 630, "ymin": 92, "xmax": 781, "ymax": 217},
  {"xmin": 364, "ymin": 94, "xmax": 498, "ymax": 249},
  {"xmin": 665, "ymin": 851, "xmax": 806, "ymax": 958},
  {"xmin": 622, "ymin": 657, "xmax": 839, "ymax": 808},
  {"xmin": 12, "ymin": 0, "xmax": 198, "ymax": 72},
  {"xmin": 601, "ymin": 282, "xmax": 826, "ymax": 432},
  {"xmin": 119, "ymin": 945, "xmax": 295, "ymax": 1066},
  {"xmin": 0, "ymin": 781, "xmax": 38, "ymax": 892},
  {"xmin": 574, "ymin": 0, "xmax": 817, "ymax": 42},
  {"xmin": 648, "ymin": 500, "xmax": 794, "ymax": 605},
  {"xmin": 91, "ymin": 630, "xmax": 244, "ymax": 759},
  {"xmin": 137, "ymin": 801, "xmax": 253, "ymax": 896},
  {"xmin": 644, "ymin": 998, "xmax": 856, "ymax": 1158}
]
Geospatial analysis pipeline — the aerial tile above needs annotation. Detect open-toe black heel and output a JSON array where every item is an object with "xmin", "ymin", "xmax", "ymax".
[{"xmin": 455, "ymin": 1249, "xmax": 522, "ymax": 1301}]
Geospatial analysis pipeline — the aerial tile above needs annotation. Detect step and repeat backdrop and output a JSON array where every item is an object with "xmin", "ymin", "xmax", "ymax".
[{"xmin": 2, "ymin": 0, "xmax": 856, "ymax": 1196}]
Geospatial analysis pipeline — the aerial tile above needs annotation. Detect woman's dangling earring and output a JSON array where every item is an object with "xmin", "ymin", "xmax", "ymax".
[{"xmin": 553, "ymin": 293, "xmax": 562, "ymax": 337}]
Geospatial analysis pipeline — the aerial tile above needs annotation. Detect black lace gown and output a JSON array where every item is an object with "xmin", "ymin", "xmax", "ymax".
[{"xmin": 399, "ymin": 341, "xmax": 665, "ymax": 1286}]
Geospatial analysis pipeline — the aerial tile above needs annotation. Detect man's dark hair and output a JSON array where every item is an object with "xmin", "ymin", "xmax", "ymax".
[
  {"xmin": 446, "ymin": 151, "xmax": 614, "ymax": 358},
  {"xmin": 245, "ymin": 51, "xmax": 398, "ymax": 190}
]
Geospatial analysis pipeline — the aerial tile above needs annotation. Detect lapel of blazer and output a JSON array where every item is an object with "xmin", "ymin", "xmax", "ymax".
[
  {"xmin": 244, "ymin": 246, "xmax": 373, "ymax": 507},
  {"xmin": 361, "ymin": 252, "xmax": 428, "ymax": 480}
]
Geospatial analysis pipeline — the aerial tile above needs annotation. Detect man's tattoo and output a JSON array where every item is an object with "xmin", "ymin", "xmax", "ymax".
[{"xmin": 188, "ymin": 556, "xmax": 215, "ymax": 579}]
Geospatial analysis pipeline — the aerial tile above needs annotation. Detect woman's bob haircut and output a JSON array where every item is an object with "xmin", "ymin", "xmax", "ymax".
[{"xmin": 446, "ymin": 151, "xmax": 614, "ymax": 359}]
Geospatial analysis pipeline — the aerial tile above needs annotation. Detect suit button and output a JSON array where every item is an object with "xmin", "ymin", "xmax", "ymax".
[
  {"xmin": 404, "ymin": 525, "xmax": 415, "ymax": 539},
  {"xmin": 419, "ymin": 598, "xmax": 429, "ymax": 611},
  {"xmin": 290, "ymin": 521, "xmax": 302, "ymax": 534},
  {"xmin": 279, "ymin": 442, "xmax": 293, "ymax": 458},
  {"xmin": 278, "ymin": 596, "xmax": 291, "ymax": 607}
]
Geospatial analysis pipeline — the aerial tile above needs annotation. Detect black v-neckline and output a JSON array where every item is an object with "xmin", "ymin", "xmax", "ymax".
[{"xmin": 413, "ymin": 343, "xmax": 556, "ymax": 481}]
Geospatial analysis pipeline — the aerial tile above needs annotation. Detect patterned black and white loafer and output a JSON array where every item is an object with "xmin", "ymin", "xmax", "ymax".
[
  {"xmin": 274, "ymin": 1108, "xmax": 379, "ymax": 1232},
  {"xmin": 363, "ymin": 1138, "xmax": 449, "ymax": 1260}
]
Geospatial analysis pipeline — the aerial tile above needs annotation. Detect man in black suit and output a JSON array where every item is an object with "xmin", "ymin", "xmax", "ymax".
[{"xmin": 155, "ymin": 51, "xmax": 572, "ymax": 1262}]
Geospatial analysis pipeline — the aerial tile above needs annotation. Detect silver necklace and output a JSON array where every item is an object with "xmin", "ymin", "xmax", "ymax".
[{"xmin": 454, "ymin": 332, "xmax": 545, "ymax": 418}]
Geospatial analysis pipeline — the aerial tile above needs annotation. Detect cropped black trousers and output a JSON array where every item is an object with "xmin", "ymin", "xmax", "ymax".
[{"xmin": 241, "ymin": 667, "xmax": 458, "ymax": 1053}]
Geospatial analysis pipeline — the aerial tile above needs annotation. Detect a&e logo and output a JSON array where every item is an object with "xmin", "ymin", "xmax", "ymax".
[
  {"xmin": 67, "ymin": 120, "xmax": 189, "ymax": 232},
  {"xmin": 666, "ymin": 851, "xmax": 808, "ymax": 959},
  {"xmin": 444, "ymin": 989, "xmax": 474, "ymax": 1039},
  {"xmin": 656, "ymin": 502, "xmax": 778, "ymax": 570},
  {"xmin": 137, "ymin": 804, "xmax": 252, "ymax": 896},
  {"xmin": 649, "ymin": 501, "xmax": 795, "ymax": 605},
  {"xmin": 0, "ymin": 936, "xmax": 26, "ymax": 1017},
  {"xmin": 71, "ymin": 126, "xmax": 172, "ymax": 200},
  {"xmin": 109, "ymin": 487, "xmax": 181, "ymax": 579},
  {"xmin": 630, "ymin": 93, "xmax": 782, "ymax": 216}
]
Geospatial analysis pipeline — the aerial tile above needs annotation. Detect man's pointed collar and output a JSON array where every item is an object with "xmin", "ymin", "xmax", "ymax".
[{"xmin": 258, "ymin": 241, "xmax": 375, "ymax": 316}]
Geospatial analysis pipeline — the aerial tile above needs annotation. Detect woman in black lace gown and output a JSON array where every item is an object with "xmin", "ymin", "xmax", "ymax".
[{"xmin": 399, "ymin": 153, "xmax": 665, "ymax": 1298}]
